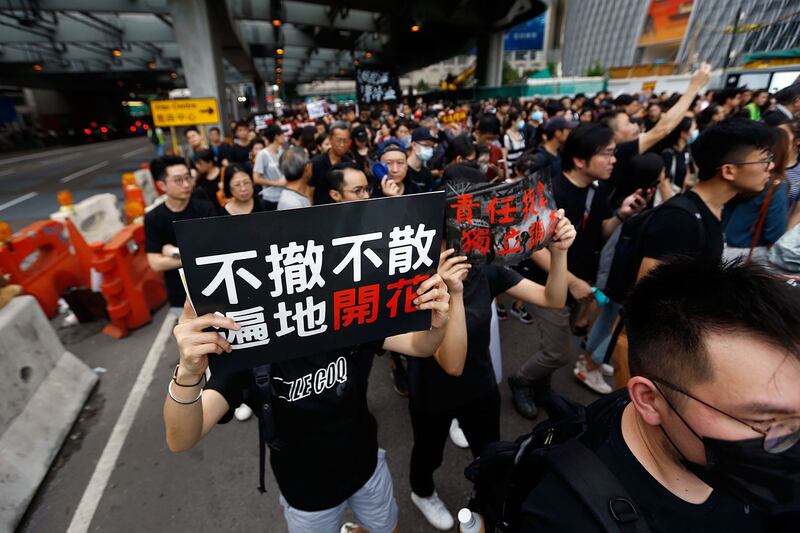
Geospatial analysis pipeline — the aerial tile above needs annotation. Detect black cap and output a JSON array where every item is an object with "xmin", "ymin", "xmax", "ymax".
[
  {"xmin": 411, "ymin": 127, "xmax": 437, "ymax": 143},
  {"xmin": 377, "ymin": 138, "xmax": 406, "ymax": 158},
  {"xmin": 543, "ymin": 116, "xmax": 578, "ymax": 136},
  {"xmin": 353, "ymin": 126, "xmax": 369, "ymax": 142}
]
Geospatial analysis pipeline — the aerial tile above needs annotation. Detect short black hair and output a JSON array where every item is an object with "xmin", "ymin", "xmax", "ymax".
[
  {"xmin": 222, "ymin": 164, "xmax": 251, "ymax": 198},
  {"xmin": 209, "ymin": 126, "xmax": 221, "ymax": 134},
  {"xmin": 775, "ymin": 83, "xmax": 800, "ymax": 106},
  {"xmin": 234, "ymin": 120, "xmax": 249, "ymax": 132},
  {"xmin": 625, "ymin": 258, "xmax": 800, "ymax": 389},
  {"xmin": 325, "ymin": 161, "xmax": 361, "ymax": 193},
  {"xmin": 264, "ymin": 124, "xmax": 283, "ymax": 143},
  {"xmin": 445, "ymin": 134, "xmax": 476, "ymax": 163},
  {"xmin": 194, "ymin": 148, "xmax": 215, "ymax": 165},
  {"xmin": 614, "ymin": 93, "xmax": 634, "ymax": 106},
  {"xmin": 713, "ymin": 87, "xmax": 742, "ymax": 106},
  {"xmin": 628, "ymin": 152, "xmax": 664, "ymax": 189},
  {"xmin": 184, "ymin": 126, "xmax": 200, "ymax": 136},
  {"xmin": 561, "ymin": 123, "xmax": 615, "ymax": 171},
  {"xmin": 691, "ymin": 118, "xmax": 775, "ymax": 181},
  {"xmin": 597, "ymin": 109, "xmax": 626, "ymax": 130},
  {"xmin": 149, "ymin": 155, "xmax": 187, "ymax": 181},
  {"xmin": 475, "ymin": 114, "xmax": 501, "ymax": 135},
  {"xmin": 513, "ymin": 152, "xmax": 542, "ymax": 177}
]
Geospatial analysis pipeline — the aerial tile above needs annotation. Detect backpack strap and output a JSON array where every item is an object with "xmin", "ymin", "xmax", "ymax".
[
  {"xmin": 545, "ymin": 439, "xmax": 652, "ymax": 533},
  {"xmin": 253, "ymin": 364, "xmax": 276, "ymax": 494}
]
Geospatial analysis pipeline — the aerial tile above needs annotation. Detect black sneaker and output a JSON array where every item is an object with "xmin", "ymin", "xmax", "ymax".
[
  {"xmin": 496, "ymin": 303, "xmax": 508, "ymax": 321},
  {"xmin": 507, "ymin": 376, "xmax": 538, "ymax": 419},
  {"xmin": 509, "ymin": 304, "xmax": 534, "ymax": 324},
  {"xmin": 391, "ymin": 354, "xmax": 409, "ymax": 397}
]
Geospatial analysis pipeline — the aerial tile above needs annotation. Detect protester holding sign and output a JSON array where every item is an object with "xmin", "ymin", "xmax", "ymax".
[
  {"xmin": 165, "ymin": 188, "xmax": 458, "ymax": 533},
  {"xmin": 407, "ymin": 172, "xmax": 577, "ymax": 529}
]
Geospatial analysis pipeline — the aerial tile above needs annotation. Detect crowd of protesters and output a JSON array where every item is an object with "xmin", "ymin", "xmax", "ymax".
[{"xmin": 153, "ymin": 65, "xmax": 800, "ymax": 533}]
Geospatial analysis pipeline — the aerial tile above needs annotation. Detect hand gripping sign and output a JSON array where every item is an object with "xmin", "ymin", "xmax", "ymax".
[
  {"xmin": 445, "ymin": 170, "xmax": 558, "ymax": 265},
  {"xmin": 175, "ymin": 192, "xmax": 444, "ymax": 370}
]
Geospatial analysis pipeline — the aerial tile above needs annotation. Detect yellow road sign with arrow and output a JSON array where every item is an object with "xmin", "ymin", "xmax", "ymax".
[{"xmin": 150, "ymin": 98, "xmax": 220, "ymax": 127}]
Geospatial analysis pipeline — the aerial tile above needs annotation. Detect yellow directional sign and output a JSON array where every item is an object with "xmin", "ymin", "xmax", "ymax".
[{"xmin": 150, "ymin": 98, "xmax": 219, "ymax": 127}]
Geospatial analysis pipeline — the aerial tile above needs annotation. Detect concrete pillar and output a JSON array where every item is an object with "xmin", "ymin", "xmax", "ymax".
[
  {"xmin": 477, "ymin": 31, "xmax": 505, "ymax": 87},
  {"xmin": 255, "ymin": 80, "xmax": 266, "ymax": 112},
  {"xmin": 167, "ymin": 0, "xmax": 228, "ymax": 127}
]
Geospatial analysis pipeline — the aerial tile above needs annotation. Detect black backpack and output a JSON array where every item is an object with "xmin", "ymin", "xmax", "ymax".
[
  {"xmin": 464, "ymin": 391, "xmax": 652, "ymax": 533},
  {"xmin": 603, "ymin": 194, "xmax": 705, "ymax": 304}
]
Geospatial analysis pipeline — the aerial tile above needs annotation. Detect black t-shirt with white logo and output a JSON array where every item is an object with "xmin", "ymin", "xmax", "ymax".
[
  {"xmin": 521, "ymin": 395, "xmax": 764, "ymax": 532},
  {"xmin": 407, "ymin": 264, "xmax": 522, "ymax": 413},
  {"xmin": 205, "ymin": 341, "xmax": 383, "ymax": 512}
]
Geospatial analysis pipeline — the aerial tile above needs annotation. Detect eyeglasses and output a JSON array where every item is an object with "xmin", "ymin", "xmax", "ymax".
[
  {"xmin": 168, "ymin": 174, "xmax": 195, "ymax": 186},
  {"xmin": 342, "ymin": 184, "xmax": 373, "ymax": 196},
  {"xmin": 651, "ymin": 377, "xmax": 800, "ymax": 454},
  {"xmin": 722, "ymin": 153, "xmax": 774, "ymax": 169}
]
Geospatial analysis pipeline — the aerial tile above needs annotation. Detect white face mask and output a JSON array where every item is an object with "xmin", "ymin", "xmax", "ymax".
[{"xmin": 418, "ymin": 145, "xmax": 434, "ymax": 161}]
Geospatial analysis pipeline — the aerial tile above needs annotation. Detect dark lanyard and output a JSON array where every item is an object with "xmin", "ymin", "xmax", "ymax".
[{"xmin": 581, "ymin": 184, "xmax": 596, "ymax": 230}]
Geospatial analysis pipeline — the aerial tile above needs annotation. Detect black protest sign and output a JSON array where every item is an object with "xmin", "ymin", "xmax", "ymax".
[
  {"xmin": 356, "ymin": 67, "xmax": 401, "ymax": 105},
  {"xmin": 175, "ymin": 192, "xmax": 444, "ymax": 369},
  {"xmin": 445, "ymin": 172, "xmax": 558, "ymax": 265}
]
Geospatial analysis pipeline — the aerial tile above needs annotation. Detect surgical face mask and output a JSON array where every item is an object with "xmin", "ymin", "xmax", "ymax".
[
  {"xmin": 399, "ymin": 135, "xmax": 412, "ymax": 148},
  {"xmin": 531, "ymin": 111, "xmax": 544, "ymax": 122},
  {"xmin": 657, "ymin": 383, "xmax": 800, "ymax": 514},
  {"xmin": 517, "ymin": 120, "xmax": 526, "ymax": 130},
  {"xmin": 417, "ymin": 145, "xmax": 434, "ymax": 162},
  {"xmin": 689, "ymin": 129, "xmax": 699, "ymax": 144}
]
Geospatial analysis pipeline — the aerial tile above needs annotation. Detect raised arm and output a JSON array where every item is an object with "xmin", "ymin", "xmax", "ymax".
[
  {"xmin": 505, "ymin": 210, "xmax": 575, "ymax": 308},
  {"xmin": 382, "ymin": 273, "xmax": 450, "ymax": 357},
  {"xmin": 163, "ymin": 302, "xmax": 239, "ymax": 452},
  {"xmin": 430, "ymin": 249, "xmax": 471, "ymax": 376},
  {"xmin": 639, "ymin": 63, "xmax": 710, "ymax": 153}
]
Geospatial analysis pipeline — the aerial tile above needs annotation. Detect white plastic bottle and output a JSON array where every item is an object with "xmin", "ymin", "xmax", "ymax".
[{"xmin": 458, "ymin": 508, "xmax": 485, "ymax": 533}]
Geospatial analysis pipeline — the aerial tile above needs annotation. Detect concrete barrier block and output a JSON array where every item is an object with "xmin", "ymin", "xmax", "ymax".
[
  {"xmin": 134, "ymin": 168, "xmax": 159, "ymax": 206},
  {"xmin": 51, "ymin": 193, "xmax": 124, "ymax": 244},
  {"xmin": 0, "ymin": 295, "xmax": 98, "ymax": 532}
]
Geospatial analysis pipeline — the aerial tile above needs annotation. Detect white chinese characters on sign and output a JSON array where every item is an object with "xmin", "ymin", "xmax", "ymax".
[
  {"xmin": 388, "ymin": 224, "xmax": 436, "ymax": 275},
  {"xmin": 217, "ymin": 307, "xmax": 270, "ymax": 349},
  {"xmin": 264, "ymin": 240, "xmax": 325, "ymax": 297},
  {"xmin": 332, "ymin": 232, "xmax": 383, "ymax": 282},
  {"xmin": 357, "ymin": 69, "xmax": 397, "ymax": 104},
  {"xmin": 197, "ymin": 251, "xmax": 262, "ymax": 305},
  {"xmin": 274, "ymin": 296, "xmax": 328, "ymax": 338}
]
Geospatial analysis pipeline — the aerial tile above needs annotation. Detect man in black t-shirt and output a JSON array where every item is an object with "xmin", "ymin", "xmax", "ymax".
[
  {"xmin": 521, "ymin": 259, "xmax": 800, "ymax": 532},
  {"xmin": 311, "ymin": 121, "xmax": 353, "ymax": 205},
  {"xmin": 144, "ymin": 156, "xmax": 216, "ymax": 314},
  {"xmin": 164, "ymin": 183, "xmax": 457, "ymax": 533},
  {"xmin": 509, "ymin": 124, "xmax": 648, "ymax": 419},
  {"xmin": 638, "ymin": 118, "xmax": 776, "ymax": 278}
]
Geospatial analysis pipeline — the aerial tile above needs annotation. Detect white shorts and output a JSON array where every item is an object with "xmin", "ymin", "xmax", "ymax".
[{"xmin": 279, "ymin": 448, "xmax": 398, "ymax": 533}]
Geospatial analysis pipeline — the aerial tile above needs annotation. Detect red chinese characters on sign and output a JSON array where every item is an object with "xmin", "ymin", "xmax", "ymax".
[
  {"xmin": 332, "ymin": 284, "xmax": 380, "ymax": 330},
  {"xmin": 521, "ymin": 187, "xmax": 539, "ymax": 218},
  {"xmin": 529, "ymin": 219, "xmax": 546, "ymax": 246},
  {"xmin": 461, "ymin": 227, "xmax": 491, "ymax": 255},
  {"xmin": 487, "ymin": 196, "xmax": 517, "ymax": 224},
  {"xmin": 386, "ymin": 274, "xmax": 430, "ymax": 318},
  {"xmin": 450, "ymin": 193, "xmax": 479, "ymax": 224},
  {"xmin": 497, "ymin": 227, "xmax": 523, "ymax": 256}
]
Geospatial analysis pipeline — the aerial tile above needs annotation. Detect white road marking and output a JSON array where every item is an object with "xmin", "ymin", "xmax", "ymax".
[
  {"xmin": 41, "ymin": 152, "xmax": 83, "ymax": 165},
  {"xmin": 0, "ymin": 169, "xmax": 15, "ymax": 177},
  {"xmin": 0, "ymin": 138, "xmax": 143, "ymax": 167},
  {"xmin": 66, "ymin": 312, "xmax": 176, "ymax": 533},
  {"xmin": 121, "ymin": 146, "xmax": 150, "ymax": 159},
  {"xmin": 59, "ymin": 161, "xmax": 109, "ymax": 183},
  {"xmin": 0, "ymin": 191, "xmax": 38, "ymax": 212}
]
